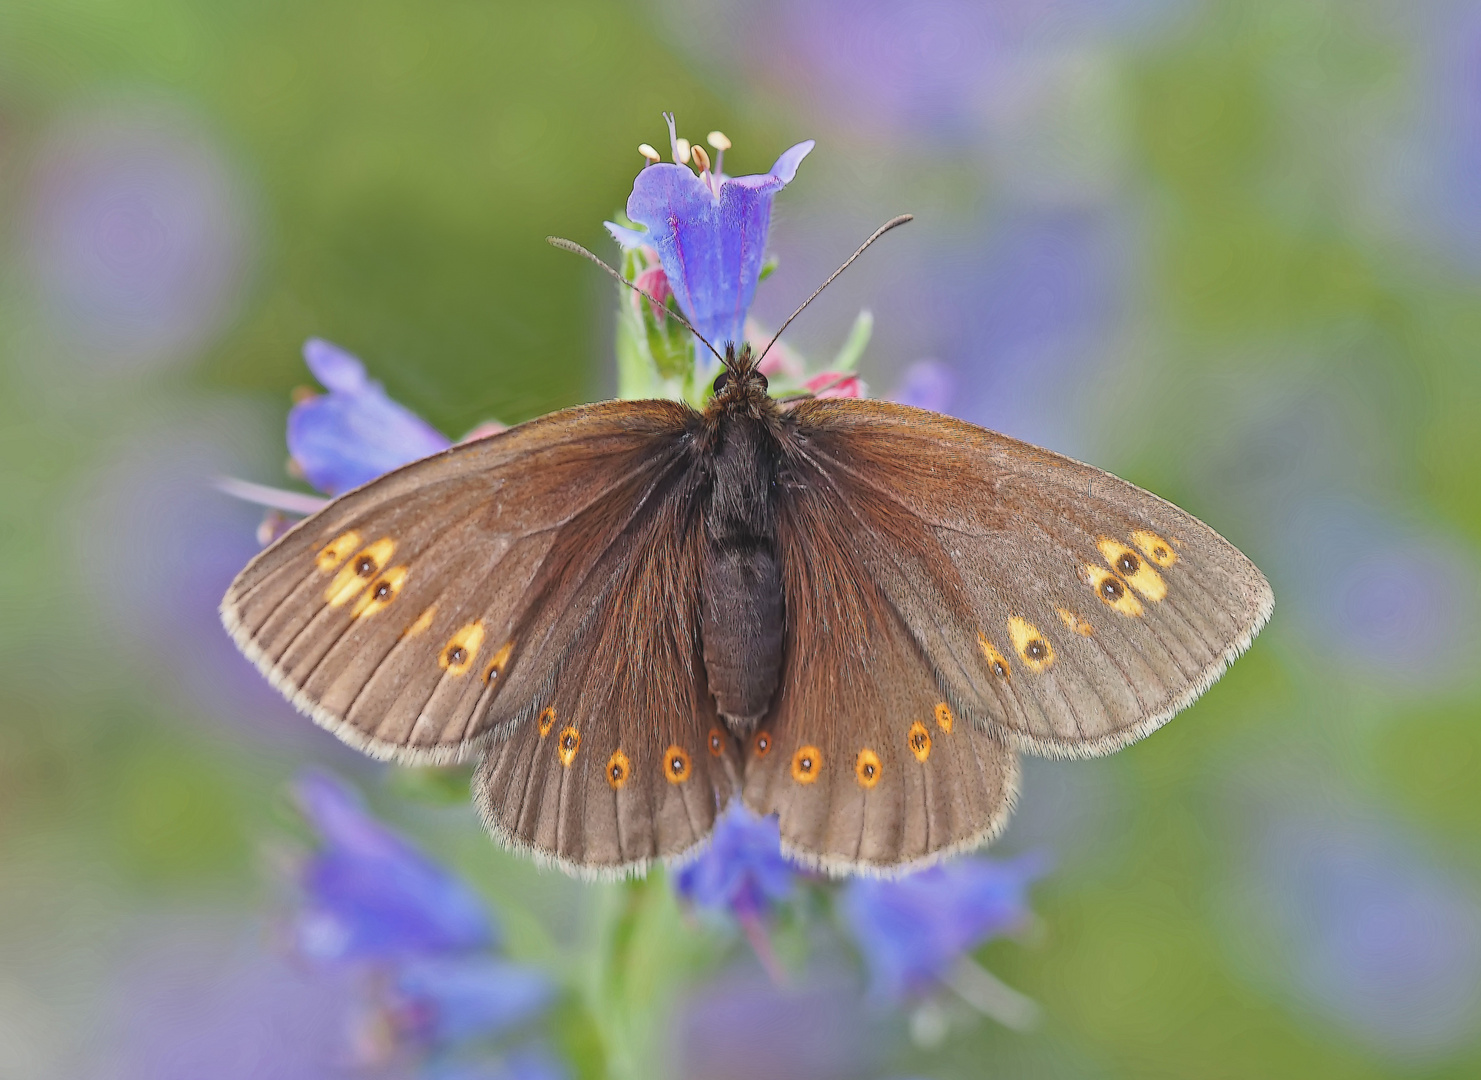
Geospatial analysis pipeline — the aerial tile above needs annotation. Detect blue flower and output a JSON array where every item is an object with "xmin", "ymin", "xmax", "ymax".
[
  {"xmin": 286, "ymin": 338, "xmax": 450, "ymax": 496},
  {"xmin": 673, "ymin": 801, "xmax": 797, "ymax": 918},
  {"xmin": 840, "ymin": 852, "xmax": 1049, "ymax": 1002},
  {"xmin": 391, "ymin": 957, "xmax": 556, "ymax": 1045},
  {"xmin": 607, "ymin": 115, "xmax": 813, "ymax": 351},
  {"xmin": 421, "ymin": 1046, "xmax": 569, "ymax": 1080},
  {"xmin": 293, "ymin": 771, "xmax": 495, "ymax": 963}
]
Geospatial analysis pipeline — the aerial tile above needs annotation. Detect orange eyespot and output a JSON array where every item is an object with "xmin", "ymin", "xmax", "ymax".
[
  {"xmin": 482, "ymin": 639, "xmax": 515, "ymax": 685},
  {"xmin": 1084, "ymin": 564, "xmax": 1144, "ymax": 617},
  {"xmin": 1098, "ymin": 537, "xmax": 1167, "ymax": 601},
  {"xmin": 707, "ymin": 728, "xmax": 725, "ymax": 756},
  {"xmin": 606, "ymin": 750, "xmax": 631, "ymax": 790},
  {"xmin": 934, "ymin": 702, "xmax": 955, "ymax": 733},
  {"xmin": 790, "ymin": 745, "xmax": 822, "ymax": 784},
  {"xmin": 908, "ymin": 720, "xmax": 931, "ymax": 762},
  {"xmin": 664, "ymin": 745, "xmax": 692, "ymax": 784},
  {"xmin": 557, "ymin": 726, "xmax": 580, "ymax": 766},
  {"xmin": 538, "ymin": 707, "xmax": 557, "ymax": 737},
  {"xmin": 315, "ymin": 530, "xmax": 362, "ymax": 572},
  {"xmin": 855, "ymin": 748, "xmax": 882, "ymax": 789},
  {"xmin": 351, "ymin": 565, "xmax": 408, "ymax": 619},
  {"xmin": 753, "ymin": 731, "xmax": 772, "ymax": 758}
]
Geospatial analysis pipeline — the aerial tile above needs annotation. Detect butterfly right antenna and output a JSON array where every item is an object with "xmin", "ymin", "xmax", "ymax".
[
  {"xmin": 547, "ymin": 236, "xmax": 727, "ymax": 367},
  {"xmin": 755, "ymin": 213, "xmax": 913, "ymax": 368}
]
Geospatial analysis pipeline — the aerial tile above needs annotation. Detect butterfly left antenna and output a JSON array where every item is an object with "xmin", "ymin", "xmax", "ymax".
[
  {"xmin": 756, "ymin": 214, "xmax": 913, "ymax": 368},
  {"xmin": 546, "ymin": 236, "xmax": 726, "ymax": 366}
]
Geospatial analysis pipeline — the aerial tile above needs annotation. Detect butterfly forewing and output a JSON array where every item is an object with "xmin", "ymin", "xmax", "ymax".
[
  {"xmin": 785, "ymin": 399, "xmax": 1274, "ymax": 759},
  {"xmin": 221, "ymin": 400, "xmax": 698, "ymax": 765}
]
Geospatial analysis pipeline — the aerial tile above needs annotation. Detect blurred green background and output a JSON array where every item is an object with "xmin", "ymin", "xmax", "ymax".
[{"xmin": 3, "ymin": 0, "xmax": 1480, "ymax": 1077}]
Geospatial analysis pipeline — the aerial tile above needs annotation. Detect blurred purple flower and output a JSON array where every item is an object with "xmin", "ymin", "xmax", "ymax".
[
  {"xmin": 889, "ymin": 359, "xmax": 958, "ymax": 413},
  {"xmin": 392, "ymin": 957, "xmax": 556, "ymax": 1046},
  {"xmin": 674, "ymin": 802, "xmax": 797, "ymax": 919},
  {"xmin": 607, "ymin": 115, "xmax": 813, "ymax": 349},
  {"xmin": 1283, "ymin": 500, "xmax": 1480, "ymax": 682},
  {"xmin": 293, "ymin": 771, "xmax": 495, "ymax": 963},
  {"xmin": 287, "ymin": 338, "xmax": 451, "ymax": 496},
  {"xmin": 1253, "ymin": 815, "xmax": 1481, "ymax": 1058},
  {"xmin": 840, "ymin": 852, "xmax": 1049, "ymax": 1002},
  {"xmin": 23, "ymin": 104, "xmax": 250, "ymax": 373}
]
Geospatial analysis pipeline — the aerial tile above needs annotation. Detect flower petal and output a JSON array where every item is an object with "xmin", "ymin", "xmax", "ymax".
[
  {"xmin": 286, "ymin": 339, "xmax": 450, "ymax": 496},
  {"xmin": 293, "ymin": 772, "xmax": 495, "ymax": 963},
  {"xmin": 841, "ymin": 852, "xmax": 1049, "ymax": 1002},
  {"xmin": 622, "ymin": 139, "xmax": 811, "ymax": 350},
  {"xmin": 391, "ymin": 956, "xmax": 555, "ymax": 1045},
  {"xmin": 674, "ymin": 802, "xmax": 796, "ymax": 917}
]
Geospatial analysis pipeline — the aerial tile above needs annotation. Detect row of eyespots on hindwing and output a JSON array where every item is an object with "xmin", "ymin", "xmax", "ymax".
[
  {"xmin": 532, "ymin": 706, "xmax": 720, "ymax": 790},
  {"xmin": 752, "ymin": 702, "xmax": 960, "ymax": 788}
]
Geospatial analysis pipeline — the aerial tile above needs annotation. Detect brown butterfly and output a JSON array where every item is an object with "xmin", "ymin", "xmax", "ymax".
[{"xmin": 222, "ymin": 323, "xmax": 1272, "ymax": 878}]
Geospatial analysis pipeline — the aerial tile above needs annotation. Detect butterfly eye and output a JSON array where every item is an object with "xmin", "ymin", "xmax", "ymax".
[
  {"xmin": 756, "ymin": 372, "xmax": 769, "ymax": 391},
  {"xmin": 712, "ymin": 372, "xmax": 729, "ymax": 394}
]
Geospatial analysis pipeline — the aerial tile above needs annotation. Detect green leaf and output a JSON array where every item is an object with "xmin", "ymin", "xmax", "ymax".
[{"xmin": 830, "ymin": 308, "xmax": 873, "ymax": 373}]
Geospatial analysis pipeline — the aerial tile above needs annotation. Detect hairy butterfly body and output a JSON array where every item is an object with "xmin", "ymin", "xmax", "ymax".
[{"xmin": 222, "ymin": 345, "xmax": 1272, "ymax": 878}]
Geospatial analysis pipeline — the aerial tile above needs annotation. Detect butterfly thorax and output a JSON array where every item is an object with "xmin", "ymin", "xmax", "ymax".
[{"xmin": 698, "ymin": 345, "xmax": 786, "ymax": 733}]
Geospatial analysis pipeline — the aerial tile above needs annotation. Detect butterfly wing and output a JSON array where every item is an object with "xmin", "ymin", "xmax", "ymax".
[
  {"xmin": 741, "ymin": 445, "xmax": 1020, "ymax": 875},
  {"xmin": 222, "ymin": 400, "xmax": 698, "ymax": 765},
  {"xmin": 781, "ymin": 398, "xmax": 1274, "ymax": 760},
  {"xmin": 471, "ymin": 468, "xmax": 744, "ymax": 877}
]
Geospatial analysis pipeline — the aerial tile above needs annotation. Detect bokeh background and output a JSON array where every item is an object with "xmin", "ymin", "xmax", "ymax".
[{"xmin": 3, "ymin": 0, "xmax": 1481, "ymax": 1077}]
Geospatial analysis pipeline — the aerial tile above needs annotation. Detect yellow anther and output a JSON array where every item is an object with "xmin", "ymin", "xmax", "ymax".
[
  {"xmin": 706, "ymin": 131, "xmax": 732, "ymax": 151},
  {"xmin": 673, "ymin": 137, "xmax": 691, "ymax": 165},
  {"xmin": 690, "ymin": 144, "xmax": 712, "ymax": 173},
  {"xmin": 637, "ymin": 143, "xmax": 661, "ymax": 164}
]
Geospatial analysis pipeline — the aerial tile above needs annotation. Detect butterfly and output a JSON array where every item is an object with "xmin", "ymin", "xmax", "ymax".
[{"xmin": 221, "ymin": 333, "xmax": 1273, "ymax": 879}]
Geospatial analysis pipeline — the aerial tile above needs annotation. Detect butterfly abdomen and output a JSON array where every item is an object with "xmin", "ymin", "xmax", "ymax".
[{"xmin": 700, "ymin": 411, "xmax": 785, "ymax": 732}]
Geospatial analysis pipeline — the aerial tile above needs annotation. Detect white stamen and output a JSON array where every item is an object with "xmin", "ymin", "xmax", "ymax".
[
  {"xmin": 673, "ymin": 137, "xmax": 691, "ymax": 165},
  {"xmin": 637, "ymin": 143, "xmax": 661, "ymax": 165},
  {"xmin": 706, "ymin": 130, "xmax": 732, "ymax": 151}
]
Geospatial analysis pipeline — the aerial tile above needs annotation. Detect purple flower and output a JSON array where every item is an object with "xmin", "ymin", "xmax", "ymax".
[
  {"xmin": 391, "ymin": 957, "xmax": 556, "ymax": 1045},
  {"xmin": 286, "ymin": 338, "xmax": 451, "ymax": 496},
  {"xmin": 889, "ymin": 359, "xmax": 957, "ymax": 413},
  {"xmin": 293, "ymin": 771, "xmax": 495, "ymax": 963},
  {"xmin": 607, "ymin": 115, "xmax": 813, "ymax": 350},
  {"xmin": 840, "ymin": 852, "xmax": 1049, "ymax": 1002},
  {"xmin": 1249, "ymin": 815, "xmax": 1481, "ymax": 1058},
  {"xmin": 673, "ymin": 802, "xmax": 797, "ymax": 918}
]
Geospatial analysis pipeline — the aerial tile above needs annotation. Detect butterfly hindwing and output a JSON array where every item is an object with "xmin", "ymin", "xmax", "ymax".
[
  {"xmin": 473, "ymin": 470, "xmax": 739, "ymax": 876},
  {"xmin": 784, "ymin": 399, "xmax": 1274, "ymax": 759},
  {"xmin": 741, "ymin": 450, "xmax": 1019, "ymax": 875}
]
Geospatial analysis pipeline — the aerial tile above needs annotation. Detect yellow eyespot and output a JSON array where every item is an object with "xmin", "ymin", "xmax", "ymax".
[
  {"xmin": 557, "ymin": 726, "xmax": 580, "ymax": 766},
  {"xmin": 664, "ymin": 745, "xmax": 692, "ymax": 784},
  {"xmin": 1098, "ymin": 537, "xmax": 1167, "ymax": 601},
  {"xmin": 606, "ymin": 750, "xmax": 631, "ymax": 790},
  {"xmin": 908, "ymin": 720, "xmax": 931, "ymax": 762},
  {"xmin": 538, "ymin": 707, "xmax": 556, "ymax": 737},
  {"xmin": 483, "ymin": 639, "xmax": 515, "ymax": 685},
  {"xmin": 855, "ymin": 748, "xmax": 882, "ymax": 789},
  {"xmin": 1084, "ymin": 564, "xmax": 1144, "ymax": 617},
  {"xmin": 1007, "ymin": 616, "xmax": 1055, "ymax": 673},
  {"xmin": 351, "ymin": 565, "xmax": 407, "ymax": 618},
  {"xmin": 935, "ymin": 702, "xmax": 955, "ymax": 733},
  {"xmin": 315, "ymin": 530, "xmax": 361, "ymax": 572},
  {"xmin": 324, "ymin": 537, "xmax": 395, "ymax": 607},
  {"xmin": 978, "ymin": 634, "xmax": 1011, "ymax": 680},
  {"xmin": 790, "ymin": 744, "xmax": 822, "ymax": 784},
  {"xmin": 1132, "ymin": 529, "xmax": 1178, "ymax": 568},
  {"xmin": 438, "ymin": 621, "xmax": 485, "ymax": 676}
]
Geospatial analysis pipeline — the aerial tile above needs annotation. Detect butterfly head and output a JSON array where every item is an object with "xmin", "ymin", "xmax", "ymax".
[{"xmin": 708, "ymin": 343, "xmax": 774, "ymax": 417}]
